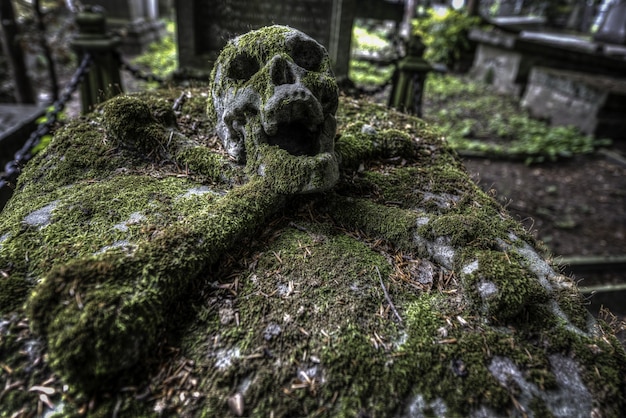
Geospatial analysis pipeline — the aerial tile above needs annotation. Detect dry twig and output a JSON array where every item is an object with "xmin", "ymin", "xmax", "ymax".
[{"xmin": 376, "ymin": 266, "xmax": 403, "ymax": 326}]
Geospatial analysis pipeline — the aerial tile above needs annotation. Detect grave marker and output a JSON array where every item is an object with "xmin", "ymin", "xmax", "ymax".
[
  {"xmin": 175, "ymin": 0, "xmax": 356, "ymax": 79},
  {"xmin": 594, "ymin": 0, "xmax": 626, "ymax": 45},
  {"xmin": 522, "ymin": 66, "xmax": 626, "ymax": 142}
]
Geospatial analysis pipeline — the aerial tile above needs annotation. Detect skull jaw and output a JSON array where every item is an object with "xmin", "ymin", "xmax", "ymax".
[
  {"xmin": 244, "ymin": 116, "xmax": 339, "ymax": 195},
  {"xmin": 255, "ymin": 147, "xmax": 339, "ymax": 194}
]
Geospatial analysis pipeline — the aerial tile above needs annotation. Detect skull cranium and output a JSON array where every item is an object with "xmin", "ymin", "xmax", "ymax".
[{"xmin": 208, "ymin": 25, "xmax": 339, "ymax": 194}]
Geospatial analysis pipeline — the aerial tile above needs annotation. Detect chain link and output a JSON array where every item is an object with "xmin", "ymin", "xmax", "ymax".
[
  {"xmin": 116, "ymin": 51, "xmax": 167, "ymax": 86},
  {"xmin": 0, "ymin": 53, "xmax": 93, "ymax": 194},
  {"xmin": 0, "ymin": 6, "xmax": 171, "ymax": 202}
]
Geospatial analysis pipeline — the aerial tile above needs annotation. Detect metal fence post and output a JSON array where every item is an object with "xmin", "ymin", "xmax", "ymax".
[
  {"xmin": 71, "ymin": 10, "xmax": 123, "ymax": 114},
  {"xmin": 388, "ymin": 35, "xmax": 432, "ymax": 118}
]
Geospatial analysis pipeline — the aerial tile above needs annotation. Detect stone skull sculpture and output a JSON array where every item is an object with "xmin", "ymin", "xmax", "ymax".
[{"xmin": 208, "ymin": 25, "xmax": 339, "ymax": 194}]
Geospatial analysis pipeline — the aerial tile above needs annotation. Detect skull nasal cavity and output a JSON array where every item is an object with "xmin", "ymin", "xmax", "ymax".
[{"xmin": 270, "ymin": 56, "xmax": 296, "ymax": 85}]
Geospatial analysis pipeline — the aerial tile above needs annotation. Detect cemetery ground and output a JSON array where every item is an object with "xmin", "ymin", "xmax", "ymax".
[
  {"xmin": 347, "ymin": 72, "xmax": 626, "ymax": 284},
  {"xmin": 419, "ymin": 74, "xmax": 626, "ymax": 268}
]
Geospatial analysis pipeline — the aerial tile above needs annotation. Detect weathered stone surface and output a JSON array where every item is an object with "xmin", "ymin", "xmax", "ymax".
[
  {"xmin": 468, "ymin": 31, "xmax": 529, "ymax": 96},
  {"xmin": 594, "ymin": 0, "xmax": 626, "ymax": 45},
  {"xmin": 469, "ymin": 26, "xmax": 626, "ymax": 98},
  {"xmin": 0, "ymin": 26, "xmax": 624, "ymax": 417},
  {"xmin": 522, "ymin": 66, "xmax": 626, "ymax": 140}
]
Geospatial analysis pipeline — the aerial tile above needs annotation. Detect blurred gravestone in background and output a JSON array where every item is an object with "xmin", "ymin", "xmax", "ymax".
[
  {"xmin": 81, "ymin": 0, "xmax": 166, "ymax": 54},
  {"xmin": 175, "ymin": 0, "xmax": 356, "ymax": 79},
  {"xmin": 594, "ymin": 0, "xmax": 626, "ymax": 45}
]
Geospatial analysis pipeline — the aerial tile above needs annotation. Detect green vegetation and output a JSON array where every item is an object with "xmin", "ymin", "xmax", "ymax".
[
  {"xmin": 412, "ymin": 8, "xmax": 481, "ymax": 69},
  {"xmin": 1, "ymin": 87, "xmax": 625, "ymax": 417},
  {"xmin": 30, "ymin": 105, "xmax": 66, "ymax": 154},
  {"xmin": 423, "ymin": 73, "xmax": 611, "ymax": 163},
  {"xmin": 132, "ymin": 20, "xmax": 178, "ymax": 80},
  {"xmin": 349, "ymin": 24, "xmax": 395, "ymax": 85},
  {"xmin": 350, "ymin": 18, "xmax": 610, "ymax": 164}
]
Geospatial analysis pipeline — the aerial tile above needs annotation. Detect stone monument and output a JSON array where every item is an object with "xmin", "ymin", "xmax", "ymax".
[
  {"xmin": 175, "ymin": 0, "xmax": 356, "ymax": 80},
  {"xmin": 594, "ymin": 0, "xmax": 626, "ymax": 45},
  {"xmin": 0, "ymin": 26, "xmax": 624, "ymax": 417}
]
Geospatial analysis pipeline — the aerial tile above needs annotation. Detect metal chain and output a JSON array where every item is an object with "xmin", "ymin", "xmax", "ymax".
[
  {"xmin": 116, "ymin": 51, "xmax": 166, "ymax": 85},
  {"xmin": 0, "ymin": 6, "xmax": 166, "ymax": 197},
  {"xmin": 0, "ymin": 53, "xmax": 93, "ymax": 193}
]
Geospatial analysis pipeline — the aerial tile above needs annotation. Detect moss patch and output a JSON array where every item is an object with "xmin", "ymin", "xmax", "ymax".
[{"xmin": 463, "ymin": 250, "xmax": 550, "ymax": 321}]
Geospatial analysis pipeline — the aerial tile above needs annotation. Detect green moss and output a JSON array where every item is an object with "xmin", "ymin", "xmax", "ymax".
[
  {"xmin": 421, "ymin": 163, "xmax": 474, "ymax": 196},
  {"xmin": 327, "ymin": 196, "xmax": 420, "ymax": 251},
  {"xmin": 177, "ymin": 222, "xmax": 401, "ymax": 416},
  {"xmin": 463, "ymin": 250, "xmax": 550, "ymax": 321},
  {"xmin": 420, "ymin": 200, "xmax": 518, "ymax": 250},
  {"xmin": 335, "ymin": 123, "xmax": 418, "ymax": 169},
  {"xmin": 20, "ymin": 176, "xmax": 283, "ymax": 392},
  {"xmin": 18, "ymin": 120, "xmax": 118, "ymax": 191},
  {"xmin": 208, "ymin": 25, "xmax": 337, "ymax": 124},
  {"xmin": 551, "ymin": 286, "xmax": 591, "ymax": 332},
  {"xmin": 356, "ymin": 167, "xmax": 424, "ymax": 208},
  {"xmin": 175, "ymin": 145, "xmax": 231, "ymax": 182},
  {"xmin": 0, "ymin": 101, "xmax": 285, "ymax": 392},
  {"xmin": 250, "ymin": 143, "xmax": 336, "ymax": 194},
  {"xmin": 102, "ymin": 95, "xmax": 169, "ymax": 154},
  {"xmin": 0, "ymin": 275, "xmax": 29, "ymax": 313},
  {"xmin": 546, "ymin": 321, "xmax": 626, "ymax": 417},
  {"xmin": 1, "ymin": 85, "xmax": 625, "ymax": 417}
]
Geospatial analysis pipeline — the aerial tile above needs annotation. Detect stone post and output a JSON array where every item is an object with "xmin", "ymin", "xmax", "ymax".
[
  {"xmin": 71, "ymin": 10, "xmax": 123, "ymax": 114},
  {"xmin": 388, "ymin": 35, "xmax": 432, "ymax": 117}
]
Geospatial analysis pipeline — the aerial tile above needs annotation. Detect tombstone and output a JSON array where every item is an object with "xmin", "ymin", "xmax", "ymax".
[
  {"xmin": 81, "ymin": 0, "xmax": 166, "ymax": 54},
  {"xmin": 594, "ymin": 0, "xmax": 626, "ymax": 45},
  {"xmin": 522, "ymin": 66, "xmax": 626, "ymax": 142},
  {"xmin": 175, "ymin": 0, "xmax": 357, "ymax": 80},
  {"xmin": 469, "ymin": 24, "xmax": 626, "ymax": 97},
  {"xmin": 468, "ymin": 28, "xmax": 528, "ymax": 95},
  {"xmin": 1, "ymin": 25, "xmax": 625, "ymax": 417}
]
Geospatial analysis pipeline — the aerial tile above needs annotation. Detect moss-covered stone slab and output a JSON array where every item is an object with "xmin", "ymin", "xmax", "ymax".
[{"xmin": 1, "ymin": 27, "xmax": 625, "ymax": 417}]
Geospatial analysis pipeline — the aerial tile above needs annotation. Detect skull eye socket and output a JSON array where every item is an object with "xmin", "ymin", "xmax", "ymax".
[
  {"xmin": 289, "ymin": 39, "xmax": 323, "ymax": 72},
  {"xmin": 227, "ymin": 52, "xmax": 260, "ymax": 82}
]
